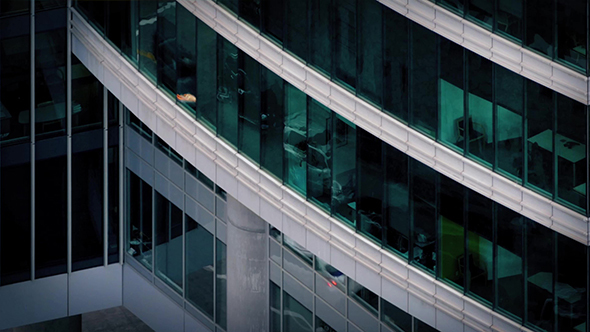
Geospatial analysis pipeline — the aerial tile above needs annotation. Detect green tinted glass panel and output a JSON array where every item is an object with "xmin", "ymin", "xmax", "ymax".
[
  {"xmin": 357, "ymin": 0, "xmax": 382, "ymax": 106},
  {"xmin": 239, "ymin": 53, "xmax": 261, "ymax": 163},
  {"xmin": 410, "ymin": 23, "xmax": 437, "ymax": 138},
  {"xmin": 467, "ymin": 52, "xmax": 493, "ymax": 165},
  {"xmin": 284, "ymin": 84, "xmax": 307, "ymax": 194},
  {"xmin": 357, "ymin": 128, "xmax": 382, "ymax": 241},
  {"xmin": 261, "ymin": 67, "xmax": 284, "ymax": 177},
  {"xmin": 309, "ymin": 0, "xmax": 331, "ymax": 76},
  {"xmin": 176, "ymin": 5, "xmax": 196, "ymax": 114},
  {"xmin": 186, "ymin": 214, "xmax": 214, "ymax": 318},
  {"xmin": 439, "ymin": 176, "xmax": 464, "ymax": 288},
  {"xmin": 156, "ymin": 0, "xmax": 176, "ymax": 95},
  {"xmin": 526, "ymin": 81, "xmax": 553, "ymax": 194},
  {"xmin": 383, "ymin": 8, "xmax": 408, "ymax": 122},
  {"xmin": 496, "ymin": 204, "xmax": 523, "ymax": 319},
  {"xmin": 139, "ymin": 0, "xmax": 158, "ymax": 81},
  {"xmin": 333, "ymin": 0, "xmax": 356, "ymax": 89},
  {"xmin": 196, "ymin": 20, "xmax": 217, "ymax": 130},
  {"xmin": 155, "ymin": 192, "xmax": 183, "ymax": 292},
  {"xmin": 307, "ymin": 99, "xmax": 332, "ymax": 211},
  {"xmin": 384, "ymin": 145, "xmax": 409, "ymax": 257},
  {"xmin": 332, "ymin": 115, "xmax": 356, "ymax": 225},
  {"xmin": 439, "ymin": 38, "xmax": 464, "ymax": 151},
  {"xmin": 411, "ymin": 160, "xmax": 437, "ymax": 273},
  {"xmin": 284, "ymin": 0, "xmax": 307, "ymax": 60},
  {"xmin": 526, "ymin": 219, "xmax": 554, "ymax": 331},
  {"xmin": 466, "ymin": 189, "xmax": 493, "ymax": 303},
  {"xmin": 217, "ymin": 40, "xmax": 239, "ymax": 147}
]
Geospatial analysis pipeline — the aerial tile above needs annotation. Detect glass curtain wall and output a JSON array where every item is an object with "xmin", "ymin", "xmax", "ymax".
[{"xmin": 79, "ymin": 2, "xmax": 590, "ymax": 330}]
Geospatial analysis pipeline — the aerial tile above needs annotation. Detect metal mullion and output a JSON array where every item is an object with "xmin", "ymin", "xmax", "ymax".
[
  {"xmin": 30, "ymin": 0, "xmax": 36, "ymax": 282},
  {"xmin": 119, "ymin": 100, "xmax": 124, "ymax": 265},
  {"xmin": 182, "ymin": 194, "xmax": 185, "ymax": 301},
  {"xmin": 103, "ymin": 86, "xmax": 108, "ymax": 267},
  {"xmin": 67, "ymin": 0, "xmax": 73, "ymax": 276},
  {"xmin": 212, "ymin": 214, "xmax": 217, "ymax": 326}
]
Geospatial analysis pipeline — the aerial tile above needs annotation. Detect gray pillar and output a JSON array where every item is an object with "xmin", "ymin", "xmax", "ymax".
[{"xmin": 226, "ymin": 196, "xmax": 268, "ymax": 332}]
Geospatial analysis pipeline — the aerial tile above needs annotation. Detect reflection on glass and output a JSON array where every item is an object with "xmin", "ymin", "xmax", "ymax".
[
  {"xmin": 284, "ymin": 84, "xmax": 307, "ymax": 194},
  {"xmin": 525, "ymin": 0, "xmax": 553, "ymax": 57},
  {"xmin": 108, "ymin": 129, "xmax": 120, "ymax": 264},
  {"xmin": 467, "ymin": 0, "xmax": 492, "ymax": 27},
  {"xmin": 270, "ymin": 281, "xmax": 281, "ymax": 331},
  {"xmin": 176, "ymin": 4, "xmax": 196, "ymax": 114},
  {"xmin": 239, "ymin": 0, "xmax": 260, "ymax": 30},
  {"xmin": 157, "ymin": 0, "xmax": 176, "ymax": 95},
  {"xmin": 526, "ymin": 219, "xmax": 554, "ymax": 331},
  {"xmin": 333, "ymin": 0, "xmax": 356, "ymax": 89},
  {"xmin": 557, "ymin": 234, "xmax": 587, "ymax": 332},
  {"xmin": 358, "ymin": 128, "xmax": 381, "ymax": 241},
  {"xmin": 526, "ymin": 81, "xmax": 553, "ymax": 194},
  {"xmin": 127, "ymin": 170, "xmax": 153, "ymax": 271},
  {"xmin": 439, "ymin": 176, "xmax": 464, "ymax": 288},
  {"xmin": 411, "ymin": 160, "xmax": 436, "ymax": 273},
  {"xmin": 262, "ymin": 0, "xmax": 283, "ymax": 43},
  {"xmin": 307, "ymin": 100, "xmax": 332, "ymax": 211},
  {"xmin": 495, "ymin": 66, "xmax": 523, "ymax": 180},
  {"xmin": 0, "ymin": 0, "xmax": 29, "ymax": 17},
  {"xmin": 196, "ymin": 20, "xmax": 217, "ymax": 130},
  {"xmin": 186, "ymin": 214, "xmax": 214, "ymax": 318},
  {"xmin": 332, "ymin": 115, "xmax": 356, "ymax": 225},
  {"xmin": 439, "ymin": 38, "xmax": 464, "ymax": 152},
  {"xmin": 466, "ymin": 189, "xmax": 493, "ymax": 303},
  {"xmin": 217, "ymin": 39, "xmax": 239, "ymax": 147},
  {"xmin": 315, "ymin": 256, "xmax": 346, "ymax": 293},
  {"xmin": 381, "ymin": 298, "xmax": 412, "ymax": 332},
  {"xmin": 285, "ymin": 0, "xmax": 307, "ymax": 60},
  {"xmin": 556, "ymin": 0, "xmax": 587, "ymax": 71},
  {"xmin": 107, "ymin": 1, "xmax": 136, "ymax": 63},
  {"xmin": 261, "ymin": 67, "xmax": 284, "ymax": 177},
  {"xmin": 383, "ymin": 8, "xmax": 408, "ymax": 122},
  {"xmin": 496, "ymin": 204, "xmax": 523, "ymax": 319},
  {"xmin": 284, "ymin": 291, "xmax": 313, "ymax": 332},
  {"xmin": 309, "ymin": 0, "xmax": 331, "ymax": 76},
  {"xmin": 139, "ymin": 0, "xmax": 158, "ymax": 81},
  {"xmin": 357, "ymin": 0, "xmax": 382, "ymax": 106},
  {"xmin": 410, "ymin": 23, "xmax": 437, "ymax": 138},
  {"xmin": 467, "ymin": 53, "xmax": 493, "ymax": 164},
  {"xmin": 348, "ymin": 278, "xmax": 378, "ymax": 316},
  {"xmin": 384, "ymin": 145, "xmax": 409, "ymax": 257},
  {"xmin": 155, "ymin": 192, "xmax": 183, "ymax": 292},
  {"xmin": 216, "ymin": 239, "xmax": 227, "ymax": 329},
  {"xmin": 496, "ymin": 0, "xmax": 522, "ymax": 41},
  {"xmin": 239, "ymin": 53, "xmax": 261, "ymax": 163}
]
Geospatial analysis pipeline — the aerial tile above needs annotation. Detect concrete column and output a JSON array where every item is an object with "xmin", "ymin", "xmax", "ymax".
[{"xmin": 226, "ymin": 196, "xmax": 268, "ymax": 332}]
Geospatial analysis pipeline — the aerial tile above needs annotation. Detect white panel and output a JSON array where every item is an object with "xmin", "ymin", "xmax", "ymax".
[
  {"xmin": 123, "ymin": 265, "xmax": 184, "ymax": 332},
  {"xmin": 306, "ymin": 229, "xmax": 331, "ymax": 264},
  {"xmin": 355, "ymin": 261, "xmax": 381, "ymax": 296},
  {"xmin": 282, "ymin": 213, "xmax": 306, "ymax": 247},
  {"xmin": 408, "ymin": 293, "xmax": 436, "ymax": 328},
  {"xmin": 237, "ymin": 180, "xmax": 260, "ymax": 215},
  {"xmin": 381, "ymin": 277, "xmax": 408, "ymax": 311},
  {"xmin": 330, "ymin": 244, "xmax": 356, "ymax": 280},
  {"xmin": 69, "ymin": 264, "xmax": 123, "ymax": 315},
  {"xmin": 436, "ymin": 308, "xmax": 464, "ymax": 332},
  {"xmin": 0, "ymin": 275, "xmax": 68, "ymax": 330},
  {"xmin": 260, "ymin": 198, "xmax": 283, "ymax": 230}
]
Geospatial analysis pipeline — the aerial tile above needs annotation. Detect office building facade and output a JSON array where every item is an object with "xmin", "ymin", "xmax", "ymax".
[{"xmin": 0, "ymin": 0, "xmax": 589, "ymax": 332}]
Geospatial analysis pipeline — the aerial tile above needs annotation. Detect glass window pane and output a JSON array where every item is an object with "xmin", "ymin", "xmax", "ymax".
[
  {"xmin": 176, "ymin": 4, "xmax": 196, "ymax": 114},
  {"xmin": 439, "ymin": 38, "xmax": 464, "ymax": 151},
  {"xmin": 496, "ymin": 204, "xmax": 523, "ymax": 320},
  {"xmin": 216, "ymin": 239, "xmax": 227, "ymax": 329},
  {"xmin": 438, "ymin": 0, "xmax": 464, "ymax": 15},
  {"xmin": 1, "ymin": 14, "xmax": 30, "ymax": 143},
  {"xmin": 239, "ymin": 53, "xmax": 261, "ymax": 163},
  {"xmin": 495, "ymin": 65, "xmax": 523, "ymax": 180},
  {"xmin": 309, "ymin": 0, "xmax": 331, "ymax": 76},
  {"xmin": 316, "ymin": 255, "xmax": 347, "ymax": 293},
  {"xmin": 284, "ymin": 0, "xmax": 307, "ymax": 61},
  {"xmin": 218, "ymin": 0, "xmax": 237, "ymax": 15},
  {"xmin": 467, "ymin": 52, "xmax": 493, "ymax": 164},
  {"xmin": 556, "ymin": 0, "xmax": 586, "ymax": 71},
  {"xmin": 35, "ymin": 9, "xmax": 67, "ymax": 137},
  {"xmin": 357, "ymin": 128, "xmax": 381, "ymax": 241},
  {"xmin": 332, "ymin": 115, "xmax": 356, "ymax": 225},
  {"xmin": 556, "ymin": 234, "xmax": 587, "ymax": 332},
  {"xmin": 1, "ymin": 143, "xmax": 30, "ymax": 285},
  {"xmin": 138, "ymin": 0, "xmax": 158, "ymax": 81},
  {"xmin": 284, "ymin": 291, "xmax": 313, "ymax": 332},
  {"xmin": 466, "ymin": 189, "xmax": 493, "ymax": 303},
  {"xmin": 107, "ymin": 0, "xmax": 136, "ymax": 63},
  {"xmin": 35, "ymin": 137, "xmax": 67, "ymax": 278},
  {"xmin": 410, "ymin": 23, "xmax": 437, "ymax": 138},
  {"xmin": 75, "ymin": 1, "xmax": 104, "ymax": 34},
  {"xmin": 155, "ymin": 191, "xmax": 183, "ymax": 292},
  {"xmin": 127, "ymin": 170, "xmax": 153, "ymax": 271},
  {"xmin": 333, "ymin": 0, "xmax": 356, "ymax": 89},
  {"xmin": 261, "ymin": 0, "xmax": 283, "ymax": 43},
  {"xmin": 384, "ymin": 145, "xmax": 409, "ymax": 257},
  {"xmin": 439, "ymin": 175, "xmax": 464, "ymax": 288},
  {"xmin": 526, "ymin": 219, "xmax": 554, "ymax": 331},
  {"xmin": 72, "ymin": 55, "xmax": 103, "ymax": 132},
  {"xmin": 307, "ymin": 99, "xmax": 332, "ymax": 211},
  {"xmin": 556, "ymin": 94, "xmax": 586, "ymax": 212},
  {"xmin": 383, "ymin": 9, "xmax": 408, "ymax": 122},
  {"xmin": 284, "ymin": 83, "xmax": 307, "ymax": 194},
  {"xmin": 108, "ymin": 128, "xmax": 120, "ymax": 264},
  {"xmin": 157, "ymin": 0, "xmax": 176, "ymax": 95},
  {"xmin": 496, "ymin": 0, "xmax": 523, "ymax": 41},
  {"xmin": 411, "ymin": 160, "xmax": 436, "ymax": 273},
  {"xmin": 261, "ymin": 67, "xmax": 284, "ymax": 177},
  {"xmin": 239, "ymin": 0, "xmax": 260, "ymax": 30},
  {"xmin": 186, "ymin": 214, "xmax": 214, "ymax": 318},
  {"xmin": 357, "ymin": 0, "xmax": 382, "ymax": 106},
  {"xmin": 526, "ymin": 81, "xmax": 553, "ymax": 194},
  {"xmin": 217, "ymin": 40, "xmax": 239, "ymax": 147},
  {"xmin": 270, "ymin": 281, "xmax": 281, "ymax": 332},
  {"xmin": 381, "ymin": 298, "xmax": 412, "ymax": 332},
  {"xmin": 467, "ymin": 0, "xmax": 492, "ymax": 28},
  {"xmin": 196, "ymin": 20, "xmax": 217, "ymax": 130},
  {"xmin": 348, "ymin": 278, "xmax": 378, "ymax": 315},
  {"xmin": 72, "ymin": 130, "xmax": 104, "ymax": 271},
  {"xmin": 525, "ymin": 0, "xmax": 554, "ymax": 57}
]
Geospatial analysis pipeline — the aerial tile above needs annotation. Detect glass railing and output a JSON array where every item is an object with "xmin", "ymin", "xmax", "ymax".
[{"xmin": 75, "ymin": 2, "xmax": 589, "ymax": 331}]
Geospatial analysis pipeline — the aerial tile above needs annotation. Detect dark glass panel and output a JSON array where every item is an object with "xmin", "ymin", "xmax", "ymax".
[
  {"xmin": 108, "ymin": 129, "xmax": 119, "ymax": 264},
  {"xmin": 439, "ymin": 175, "xmax": 464, "ymax": 288},
  {"xmin": 525, "ymin": 0, "xmax": 554, "ymax": 57},
  {"xmin": 357, "ymin": 0, "xmax": 382, "ymax": 106},
  {"xmin": 107, "ymin": 91, "xmax": 118, "ymax": 128},
  {"xmin": 186, "ymin": 214, "xmax": 214, "ymax": 318},
  {"xmin": 496, "ymin": 204, "xmax": 523, "ymax": 320},
  {"xmin": 157, "ymin": 0, "xmax": 176, "ymax": 95},
  {"xmin": 0, "ymin": 15, "xmax": 30, "ymax": 143},
  {"xmin": 467, "ymin": 0, "xmax": 492, "ymax": 28},
  {"xmin": 72, "ymin": 130, "xmax": 104, "ymax": 271},
  {"xmin": 176, "ymin": 5, "xmax": 196, "ymax": 114},
  {"xmin": 260, "ymin": 67, "xmax": 284, "ymax": 177},
  {"xmin": 218, "ymin": 0, "xmax": 238, "ymax": 15},
  {"xmin": 156, "ymin": 136, "xmax": 182, "ymax": 166},
  {"xmin": 75, "ymin": 1, "xmax": 105, "ymax": 34},
  {"xmin": 466, "ymin": 189, "xmax": 493, "ymax": 303},
  {"xmin": 0, "ymin": 0, "xmax": 29, "ymax": 17},
  {"xmin": 307, "ymin": 99, "xmax": 332, "ymax": 211},
  {"xmin": 196, "ymin": 20, "xmax": 217, "ymax": 130},
  {"xmin": 239, "ymin": 53, "xmax": 261, "ymax": 163},
  {"xmin": 415, "ymin": 319, "xmax": 438, "ymax": 332},
  {"xmin": 439, "ymin": 38, "xmax": 464, "ymax": 151},
  {"xmin": 556, "ymin": 94, "xmax": 586, "ymax": 212},
  {"xmin": 526, "ymin": 219, "xmax": 554, "ymax": 331},
  {"xmin": 35, "ymin": 137, "xmax": 67, "ymax": 278},
  {"xmin": 410, "ymin": 23, "xmax": 437, "ymax": 138},
  {"xmin": 1, "ymin": 143, "xmax": 30, "ymax": 285},
  {"xmin": 35, "ymin": 9, "xmax": 67, "ymax": 138},
  {"xmin": 439, "ymin": 0, "xmax": 464, "ymax": 15},
  {"xmin": 556, "ymin": 0, "xmax": 586, "ymax": 71},
  {"xmin": 284, "ymin": 0, "xmax": 307, "ymax": 61},
  {"xmin": 349, "ymin": 278, "xmax": 378, "ymax": 315},
  {"xmin": 284, "ymin": 83, "xmax": 307, "ymax": 194},
  {"xmin": 384, "ymin": 145, "xmax": 409, "ymax": 257},
  {"xmin": 107, "ymin": 0, "xmax": 137, "ymax": 64},
  {"xmin": 127, "ymin": 170, "xmax": 153, "ymax": 270},
  {"xmin": 217, "ymin": 39, "xmax": 238, "ymax": 147},
  {"xmin": 71, "ymin": 55, "xmax": 103, "ymax": 133},
  {"xmin": 261, "ymin": 0, "xmax": 283, "ymax": 43},
  {"xmin": 467, "ymin": 52, "xmax": 493, "ymax": 164},
  {"xmin": 270, "ymin": 282, "xmax": 281, "ymax": 332},
  {"xmin": 155, "ymin": 191, "xmax": 183, "ymax": 292},
  {"xmin": 383, "ymin": 9, "xmax": 408, "ymax": 122},
  {"xmin": 239, "ymin": 0, "xmax": 260, "ymax": 30},
  {"xmin": 381, "ymin": 298, "xmax": 412, "ymax": 332},
  {"xmin": 332, "ymin": 115, "xmax": 355, "ymax": 225},
  {"xmin": 556, "ymin": 234, "xmax": 587, "ymax": 332},
  {"xmin": 216, "ymin": 239, "xmax": 227, "ymax": 329},
  {"xmin": 495, "ymin": 65, "xmax": 523, "ymax": 180},
  {"xmin": 357, "ymin": 128, "xmax": 381, "ymax": 241},
  {"xmin": 128, "ymin": 110, "xmax": 152, "ymax": 141},
  {"xmin": 35, "ymin": 0, "xmax": 66, "ymax": 11},
  {"xmin": 333, "ymin": 0, "xmax": 356, "ymax": 89},
  {"xmin": 309, "ymin": 0, "xmax": 331, "ymax": 75},
  {"xmin": 496, "ymin": 0, "xmax": 523, "ymax": 41},
  {"xmin": 138, "ymin": 0, "xmax": 158, "ymax": 81},
  {"xmin": 526, "ymin": 81, "xmax": 553, "ymax": 194},
  {"xmin": 411, "ymin": 160, "xmax": 437, "ymax": 273}
]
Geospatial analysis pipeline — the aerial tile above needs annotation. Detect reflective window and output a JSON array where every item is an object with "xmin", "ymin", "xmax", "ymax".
[
  {"xmin": 216, "ymin": 239, "xmax": 227, "ymax": 329},
  {"xmin": 411, "ymin": 160, "xmax": 437, "ymax": 273},
  {"xmin": 238, "ymin": 53, "xmax": 261, "ymax": 163},
  {"xmin": 526, "ymin": 219, "xmax": 554, "ymax": 331},
  {"xmin": 556, "ymin": 0, "xmax": 587, "ymax": 71},
  {"xmin": 495, "ymin": 66, "xmax": 523, "ymax": 180},
  {"xmin": 357, "ymin": 0, "xmax": 382, "ymax": 106},
  {"xmin": 332, "ymin": 115, "xmax": 356, "ymax": 225},
  {"xmin": 155, "ymin": 191, "xmax": 183, "ymax": 292},
  {"xmin": 217, "ymin": 39, "xmax": 239, "ymax": 147},
  {"xmin": 127, "ymin": 170, "xmax": 153, "ymax": 271},
  {"xmin": 196, "ymin": 20, "xmax": 217, "ymax": 130},
  {"xmin": 526, "ymin": 81, "xmax": 553, "ymax": 194},
  {"xmin": 383, "ymin": 8, "xmax": 408, "ymax": 122},
  {"xmin": 439, "ymin": 38, "xmax": 464, "ymax": 152},
  {"xmin": 381, "ymin": 298, "xmax": 412, "ymax": 332},
  {"xmin": 307, "ymin": 99, "xmax": 332, "ymax": 211},
  {"xmin": 107, "ymin": 1, "xmax": 136, "ymax": 63},
  {"xmin": 71, "ymin": 55, "xmax": 103, "ymax": 133},
  {"xmin": 284, "ymin": 83, "xmax": 307, "ymax": 194},
  {"xmin": 439, "ymin": 175, "xmax": 464, "ymax": 289},
  {"xmin": 357, "ymin": 128, "xmax": 381, "ymax": 241},
  {"xmin": 496, "ymin": 0, "xmax": 522, "ymax": 41},
  {"xmin": 157, "ymin": 0, "xmax": 176, "ymax": 95},
  {"xmin": 410, "ymin": 23, "xmax": 437, "ymax": 138},
  {"xmin": 467, "ymin": 52, "xmax": 493, "ymax": 165},
  {"xmin": 108, "ymin": 128, "xmax": 120, "ymax": 264},
  {"xmin": 270, "ymin": 281, "xmax": 281, "ymax": 331},
  {"xmin": 284, "ymin": 291, "xmax": 313, "ymax": 332},
  {"xmin": 260, "ymin": 67, "xmax": 283, "ymax": 177},
  {"xmin": 176, "ymin": 5, "xmax": 196, "ymax": 114},
  {"xmin": 261, "ymin": 0, "xmax": 283, "ymax": 43},
  {"xmin": 384, "ymin": 145, "xmax": 409, "ymax": 257},
  {"xmin": 556, "ymin": 234, "xmax": 587, "ymax": 332},
  {"xmin": 239, "ymin": 0, "xmax": 260, "ymax": 30},
  {"xmin": 333, "ymin": 0, "xmax": 356, "ymax": 89},
  {"xmin": 309, "ymin": 0, "xmax": 331, "ymax": 76},
  {"xmin": 348, "ymin": 278, "xmax": 378, "ymax": 316},
  {"xmin": 76, "ymin": 1, "xmax": 104, "ymax": 34},
  {"xmin": 186, "ymin": 214, "xmax": 214, "ymax": 318},
  {"xmin": 525, "ymin": 0, "xmax": 554, "ymax": 58},
  {"xmin": 284, "ymin": 0, "xmax": 307, "ymax": 60},
  {"xmin": 0, "ymin": 0, "xmax": 29, "ymax": 17},
  {"xmin": 466, "ymin": 189, "xmax": 493, "ymax": 303},
  {"xmin": 496, "ymin": 204, "xmax": 523, "ymax": 319},
  {"xmin": 138, "ymin": 0, "xmax": 158, "ymax": 81}
]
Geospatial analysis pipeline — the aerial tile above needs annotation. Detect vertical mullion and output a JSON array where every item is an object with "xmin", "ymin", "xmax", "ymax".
[
  {"xmin": 181, "ymin": 194, "xmax": 185, "ymax": 300},
  {"xmin": 119, "ymin": 100, "xmax": 124, "ymax": 265},
  {"xmin": 30, "ymin": 0, "xmax": 36, "ymax": 282},
  {"xmin": 67, "ymin": 0, "xmax": 73, "ymax": 276},
  {"xmin": 103, "ymin": 87, "xmax": 108, "ymax": 267}
]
